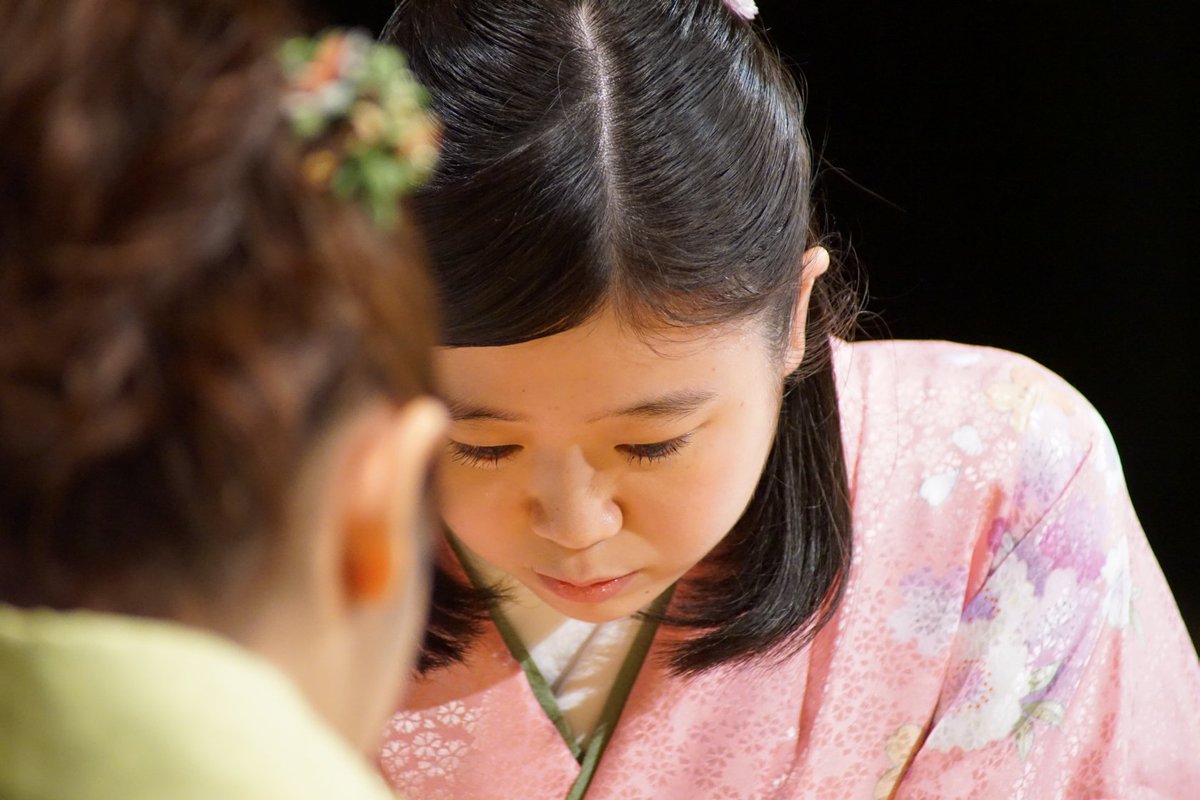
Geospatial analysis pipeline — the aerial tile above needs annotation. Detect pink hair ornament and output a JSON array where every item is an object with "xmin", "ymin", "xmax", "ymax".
[{"xmin": 723, "ymin": 0, "xmax": 759, "ymax": 21}]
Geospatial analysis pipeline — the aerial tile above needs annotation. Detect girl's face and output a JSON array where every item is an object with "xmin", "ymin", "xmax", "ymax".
[{"xmin": 437, "ymin": 309, "xmax": 787, "ymax": 622}]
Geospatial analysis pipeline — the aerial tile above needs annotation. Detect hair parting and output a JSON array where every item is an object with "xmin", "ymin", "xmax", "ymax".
[{"xmin": 384, "ymin": 0, "xmax": 857, "ymax": 676}]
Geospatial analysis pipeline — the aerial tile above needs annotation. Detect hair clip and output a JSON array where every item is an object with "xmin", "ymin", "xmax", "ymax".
[
  {"xmin": 279, "ymin": 30, "xmax": 439, "ymax": 227},
  {"xmin": 723, "ymin": 0, "xmax": 759, "ymax": 21}
]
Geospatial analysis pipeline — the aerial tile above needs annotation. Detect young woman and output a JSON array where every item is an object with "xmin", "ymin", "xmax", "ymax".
[
  {"xmin": 378, "ymin": 1, "xmax": 1200, "ymax": 797},
  {"xmin": 0, "ymin": 2, "xmax": 443, "ymax": 797}
]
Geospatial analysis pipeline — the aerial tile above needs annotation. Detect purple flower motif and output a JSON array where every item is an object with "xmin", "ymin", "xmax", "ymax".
[
  {"xmin": 963, "ymin": 582, "xmax": 1002, "ymax": 623},
  {"xmin": 888, "ymin": 566, "xmax": 967, "ymax": 656},
  {"xmin": 1036, "ymin": 504, "xmax": 1106, "ymax": 585}
]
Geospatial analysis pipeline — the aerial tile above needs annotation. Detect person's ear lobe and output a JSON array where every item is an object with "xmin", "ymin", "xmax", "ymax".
[
  {"xmin": 340, "ymin": 397, "xmax": 447, "ymax": 605},
  {"xmin": 783, "ymin": 246, "xmax": 831, "ymax": 376}
]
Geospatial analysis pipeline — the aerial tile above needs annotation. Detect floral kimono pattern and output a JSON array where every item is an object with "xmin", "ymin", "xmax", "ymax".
[{"xmin": 378, "ymin": 339, "xmax": 1200, "ymax": 799}]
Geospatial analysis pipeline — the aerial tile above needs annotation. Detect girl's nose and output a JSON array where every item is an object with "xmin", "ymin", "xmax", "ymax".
[{"xmin": 528, "ymin": 445, "xmax": 622, "ymax": 550}]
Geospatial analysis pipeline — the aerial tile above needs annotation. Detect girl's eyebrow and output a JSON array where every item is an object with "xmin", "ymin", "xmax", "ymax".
[
  {"xmin": 590, "ymin": 388, "xmax": 718, "ymax": 422},
  {"xmin": 446, "ymin": 400, "xmax": 522, "ymax": 423},
  {"xmin": 446, "ymin": 389, "xmax": 718, "ymax": 424}
]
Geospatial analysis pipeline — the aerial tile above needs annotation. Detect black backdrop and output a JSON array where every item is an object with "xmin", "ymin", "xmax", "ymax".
[{"xmin": 313, "ymin": 1, "xmax": 1197, "ymax": 643}]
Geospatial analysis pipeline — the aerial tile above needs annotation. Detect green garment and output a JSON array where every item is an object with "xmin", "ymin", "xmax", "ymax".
[{"xmin": 0, "ymin": 604, "xmax": 396, "ymax": 800}]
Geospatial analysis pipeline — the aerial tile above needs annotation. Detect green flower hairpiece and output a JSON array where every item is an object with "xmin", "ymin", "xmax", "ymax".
[{"xmin": 279, "ymin": 30, "xmax": 439, "ymax": 227}]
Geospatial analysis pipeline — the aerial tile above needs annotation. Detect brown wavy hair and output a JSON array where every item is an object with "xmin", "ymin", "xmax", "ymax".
[{"xmin": 0, "ymin": 0, "xmax": 436, "ymax": 615}]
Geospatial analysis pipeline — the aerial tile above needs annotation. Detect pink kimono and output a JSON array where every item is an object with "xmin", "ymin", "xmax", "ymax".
[{"xmin": 379, "ymin": 340, "xmax": 1200, "ymax": 798}]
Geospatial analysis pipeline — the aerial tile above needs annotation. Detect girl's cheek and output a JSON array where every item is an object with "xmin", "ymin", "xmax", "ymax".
[
  {"xmin": 441, "ymin": 461, "xmax": 503, "ymax": 501},
  {"xmin": 440, "ymin": 473, "xmax": 522, "ymax": 534},
  {"xmin": 691, "ymin": 432, "xmax": 757, "ymax": 483}
]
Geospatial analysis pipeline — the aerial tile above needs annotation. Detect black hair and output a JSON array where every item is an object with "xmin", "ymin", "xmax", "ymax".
[{"xmin": 386, "ymin": 0, "xmax": 855, "ymax": 675}]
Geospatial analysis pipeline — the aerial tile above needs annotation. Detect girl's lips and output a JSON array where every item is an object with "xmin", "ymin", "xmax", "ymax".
[{"xmin": 536, "ymin": 571, "xmax": 637, "ymax": 604}]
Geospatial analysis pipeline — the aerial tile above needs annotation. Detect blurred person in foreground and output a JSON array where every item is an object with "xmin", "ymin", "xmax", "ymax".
[{"xmin": 0, "ymin": 1, "xmax": 444, "ymax": 797}]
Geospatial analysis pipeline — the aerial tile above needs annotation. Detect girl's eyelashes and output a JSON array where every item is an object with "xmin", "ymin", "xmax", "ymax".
[
  {"xmin": 447, "ymin": 442, "xmax": 521, "ymax": 468},
  {"xmin": 447, "ymin": 433, "xmax": 694, "ymax": 469},
  {"xmin": 619, "ymin": 433, "xmax": 694, "ymax": 466}
]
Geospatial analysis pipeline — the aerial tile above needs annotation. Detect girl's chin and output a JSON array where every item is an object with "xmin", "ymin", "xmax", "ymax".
[{"xmin": 541, "ymin": 599, "xmax": 639, "ymax": 624}]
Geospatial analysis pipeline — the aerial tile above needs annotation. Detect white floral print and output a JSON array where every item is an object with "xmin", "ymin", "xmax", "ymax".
[
  {"xmin": 888, "ymin": 567, "xmax": 967, "ymax": 657},
  {"xmin": 376, "ymin": 340, "xmax": 1200, "ymax": 799}
]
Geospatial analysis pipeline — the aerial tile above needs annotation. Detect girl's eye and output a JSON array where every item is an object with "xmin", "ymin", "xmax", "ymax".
[
  {"xmin": 447, "ymin": 442, "xmax": 521, "ymax": 468},
  {"xmin": 618, "ymin": 433, "xmax": 693, "ymax": 466}
]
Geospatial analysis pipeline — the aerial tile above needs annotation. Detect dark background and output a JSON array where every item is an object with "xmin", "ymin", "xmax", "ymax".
[{"xmin": 315, "ymin": 1, "xmax": 1197, "ymax": 644}]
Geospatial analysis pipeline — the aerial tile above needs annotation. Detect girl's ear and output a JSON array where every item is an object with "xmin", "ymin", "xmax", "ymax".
[
  {"xmin": 338, "ymin": 398, "xmax": 447, "ymax": 605},
  {"xmin": 782, "ymin": 246, "xmax": 831, "ymax": 376}
]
